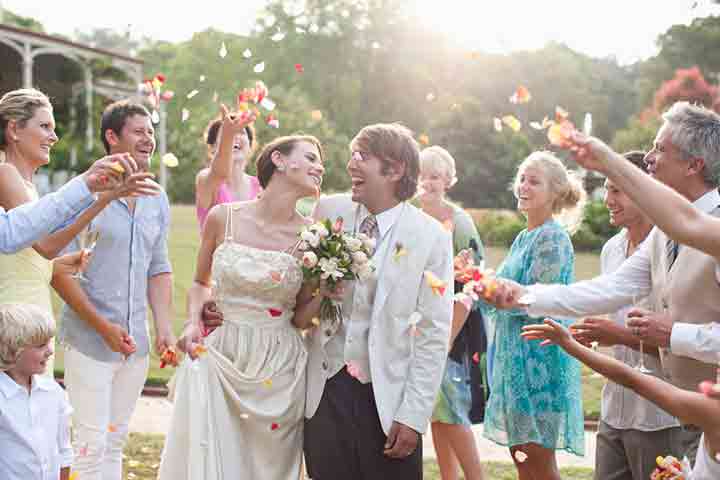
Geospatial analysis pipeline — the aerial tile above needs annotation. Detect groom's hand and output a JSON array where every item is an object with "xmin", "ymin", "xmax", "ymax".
[
  {"xmin": 384, "ymin": 421, "xmax": 419, "ymax": 459},
  {"xmin": 201, "ymin": 300, "xmax": 224, "ymax": 335}
]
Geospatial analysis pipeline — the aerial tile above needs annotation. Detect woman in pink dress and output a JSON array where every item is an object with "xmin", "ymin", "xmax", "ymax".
[{"xmin": 195, "ymin": 109, "xmax": 261, "ymax": 229}]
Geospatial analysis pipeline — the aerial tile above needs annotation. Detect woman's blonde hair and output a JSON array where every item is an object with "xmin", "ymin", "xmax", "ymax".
[
  {"xmin": 0, "ymin": 89, "xmax": 53, "ymax": 163},
  {"xmin": 512, "ymin": 151, "xmax": 587, "ymax": 233},
  {"xmin": 0, "ymin": 303, "xmax": 55, "ymax": 371},
  {"xmin": 419, "ymin": 145, "xmax": 458, "ymax": 189}
]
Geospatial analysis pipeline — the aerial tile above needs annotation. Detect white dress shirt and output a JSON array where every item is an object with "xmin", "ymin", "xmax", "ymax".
[
  {"xmin": 526, "ymin": 189, "xmax": 720, "ymax": 326},
  {"xmin": 598, "ymin": 229, "xmax": 679, "ymax": 431},
  {"xmin": 328, "ymin": 202, "xmax": 405, "ymax": 379},
  {"xmin": 0, "ymin": 372, "xmax": 73, "ymax": 480}
]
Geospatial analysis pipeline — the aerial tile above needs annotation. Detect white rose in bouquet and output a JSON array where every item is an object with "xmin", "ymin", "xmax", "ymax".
[
  {"xmin": 319, "ymin": 257, "xmax": 344, "ymax": 280},
  {"xmin": 356, "ymin": 263, "xmax": 374, "ymax": 281},
  {"xmin": 300, "ymin": 229, "xmax": 320, "ymax": 248},
  {"xmin": 312, "ymin": 224, "xmax": 329, "ymax": 238},
  {"xmin": 344, "ymin": 236, "xmax": 363, "ymax": 252},
  {"xmin": 351, "ymin": 251, "xmax": 368, "ymax": 265},
  {"xmin": 302, "ymin": 251, "xmax": 319, "ymax": 268}
]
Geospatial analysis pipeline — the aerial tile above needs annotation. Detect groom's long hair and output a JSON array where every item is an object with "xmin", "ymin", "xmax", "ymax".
[{"xmin": 351, "ymin": 123, "xmax": 419, "ymax": 201}]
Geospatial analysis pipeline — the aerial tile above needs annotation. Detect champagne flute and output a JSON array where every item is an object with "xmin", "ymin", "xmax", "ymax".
[
  {"xmin": 72, "ymin": 227, "xmax": 100, "ymax": 282},
  {"xmin": 628, "ymin": 292, "xmax": 652, "ymax": 374}
]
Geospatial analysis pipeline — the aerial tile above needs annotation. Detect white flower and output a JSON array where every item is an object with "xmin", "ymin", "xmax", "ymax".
[
  {"xmin": 362, "ymin": 236, "xmax": 376, "ymax": 251},
  {"xmin": 302, "ymin": 251, "xmax": 319, "ymax": 269},
  {"xmin": 312, "ymin": 224, "xmax": 329, "ymax": 238},
  {"xmin": 351, "ymin": 251, "xmax": 368, "ymax": 265},
  {"xmin": 300, "ymin": 230, "xmax": 320, "ymax": 248},
  {"xmin": 356, "ymin": 263, "xmax": 374, "ymax": 281},
  {"xmin": 318, "ymin": 257, "xmax": 343, "ymax": 280},
  {"xmin": 344, "ymin": 236, "xmax": 363, "ymax": 252},
  {"xmin": 298, "ymin": 240, "xmax": 309, "ymax": 251}
]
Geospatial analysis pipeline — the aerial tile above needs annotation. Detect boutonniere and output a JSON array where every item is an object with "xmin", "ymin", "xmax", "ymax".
[{"xmin": 392, "ymin": 242, "xmax": 408, "ymax": 262}]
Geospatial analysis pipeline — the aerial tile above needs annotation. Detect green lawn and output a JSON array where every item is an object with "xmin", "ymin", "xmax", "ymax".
[
  {"xmin": 53, "ymin": 204, "xmax": 605, "ymax": 418},
  {"xmin": 122, "ymin": 433, "xmax": 594, "ymax": 480}
]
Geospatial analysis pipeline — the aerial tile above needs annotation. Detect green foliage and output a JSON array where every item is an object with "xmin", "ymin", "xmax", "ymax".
[
  {"xmin": 476, "ymin": 212, "xmax": 527, "ymax": 247},
  {"xmin": 611, "ymin": 115, "xmax": 661, "ymax": 154}
]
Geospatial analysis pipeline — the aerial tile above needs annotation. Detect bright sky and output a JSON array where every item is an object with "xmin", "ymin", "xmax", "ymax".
[{"xmin": 3, "ymin": 0, "xmax": 718, "ymax": 64}]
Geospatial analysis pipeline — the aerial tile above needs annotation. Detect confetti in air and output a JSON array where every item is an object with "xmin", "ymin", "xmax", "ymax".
[{"xmin": 219, "ymin": 42, "xmax": 228, "ymax": 58}]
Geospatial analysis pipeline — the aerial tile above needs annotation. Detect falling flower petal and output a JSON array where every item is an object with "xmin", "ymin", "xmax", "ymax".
[
  {"xmin": 270, "ymin": 271, "xmax": 283, "ymax": 283},
  {"xmin": 371, "ymin": 41, "xmax": 381, "ymax": 49},
  {"xmin": 254, "ymin": 81, "xmax": 268, "ymax": 104},
  {"xmin": 514, "ymin": 451, "xmax": 528, "ymax": 463},
  {"xmin": 502, "ymin": 115, "xmax": 522, "ymax": 132},
  {"xmin": 263, "ymin": 378, "xmax": 273, "ymax": 387},
  {"xmin": 555, "ymin": 105, "xmax": 569, "ymax": 122},
  {"xmin": 418, "ymin": 134, "xmax": 430, "ymax": 146},
  {"xmin": 186, "ymin": 89, "xmax": 199, "ymax": 99},
  {"xmin": 509, "ymin": 85, "xmax": 532, "ymax": 104},
  {"xmin": 199, "ymin": 75, "xmax": 206, "ymax": 82},
  {"xmin": 271, "ymin": 31, "xmax": 286, "ymax": 42},
  {"xmin": 493, "ymin": 117, "xmax": 503, "ymax": 132},
  {"xmin": 426, "ymin": 92, "xmax": 436, "ymax": 102},
  {"xmin": 159, "ymin": 346, "xmax": 179, "ymax": 368},
  {"xmin": 162, "ymin": 153, "xmax": 179, "ymax": 168},
  {"xmin": 254, "ymin": 62, "xmax": 265, "ymax": 73},
  {"xmin": 181, "ymin": 108, "xmax": 190, "ymax": 122},
  {"xmin": 547, "ymin": 120, "xmax": 577, "ymax": 148},
  {"xmin": 192, "ymin": 344, "xmax": 207, "ymax": 357},
  {"xmin": 583, "ymin": 112, "xmax": 593, "ymax": 136},
  {"xmin": 268, "ymin": 308, "xmax": 282, "ymax": 317},
  {"xmin": 159, "ymin": 90, "xmax": 174, "ymax": 101},
  {"xmin": 309, "ymin": 24, "xmax": 320, "ymax": 34},
  {"xmin": 151, "ymin": 110, "xmax": 160, "ymax": 124},
  {"xmin": 311, "ymin": 317, "xmax": 320, "ymax": 326},
  {"xmin": 529, "ymin": 121, "xmax": 544, "ymax": 130},
  {"xmin": 212, "ymin": 92, "xmax": 219, "ymax": 103},
  {"xmin": 219, "ymin": 42, "xmax": 228, "ymax": 58},
  {"xmin": 295, "ymin": 63, "xmax": 304, "ymax": 73},
  {"xmin": 108, "ymin": 424, "xmax": 117, "ymax": 433},
  {"xmin": 271, "ymin": 422, "xmax": 280, "ymax": 431},
  {"xmin": 239, "ymin": 413, "xmax": 250, "ymax": 419},
  {"xmin": 260, "ymin": 97, "xmax": 276, "ymax": 111},
  {"xmin": 243, "ymin": 48, "xmax": 252, "ymax": 58},
  {"xmin": 296, "ymin": 27, "xmax": 306, "ymax": 34},
  {"xmin": 424, "ymin": 271, "xmax": 447, "ymax": 296},
  {"xmin": 472, "ymin": 352, "xmax": 480, "ymax": 364},
  {"xmin": 266, "ymin": 114, "xmax": 280, "ymax": 128}
]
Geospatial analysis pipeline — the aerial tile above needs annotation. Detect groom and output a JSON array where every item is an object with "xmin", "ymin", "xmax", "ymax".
[
  {"xmin": 201, "ymin": 123, "xmax": 454, "ymax": 478},
  {"xmin": 302, "ymin": 123, "xmax": 453, "ymax": 479}
]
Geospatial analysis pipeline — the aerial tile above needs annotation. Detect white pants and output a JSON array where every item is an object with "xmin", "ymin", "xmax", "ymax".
[{"xmin": 64, "ymin": 348, "xmax": 149, "ymax": 480}]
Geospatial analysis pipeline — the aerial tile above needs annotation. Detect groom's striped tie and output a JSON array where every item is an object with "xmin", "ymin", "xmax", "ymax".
[{"xmin": 359, "ymin": 214, "xmax": 379, "ymax": 241}]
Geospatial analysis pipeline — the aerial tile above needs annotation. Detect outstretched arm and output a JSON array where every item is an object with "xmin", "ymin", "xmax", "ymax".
[{"xmin": 571, "ymin": 133, "xmax": 720, "ymax": 259}]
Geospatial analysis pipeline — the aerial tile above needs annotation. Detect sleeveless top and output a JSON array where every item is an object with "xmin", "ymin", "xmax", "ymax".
[{"xmin": 196, "ymin": 176, "xmax": 262, "ymax": 229}]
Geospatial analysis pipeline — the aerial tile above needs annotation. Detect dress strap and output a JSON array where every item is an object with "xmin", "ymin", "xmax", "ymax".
[{"xmin": 224, "ymin": 204, "xmax": 234, "ymax": 242}]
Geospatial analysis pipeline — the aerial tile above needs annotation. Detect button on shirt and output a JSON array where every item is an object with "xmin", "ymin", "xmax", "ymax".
[
  {"xmin": 599, "ymin": 229, "xmax": 679, "ymax": 431},
  {"xmin": 0, "ymin": 373, "xmax": 73, "ymax": 480},
  {"xmin": 327, "ymin": 202, "xmax": 406, "ymax": 380},
  {"xmin": 59, "ymin": 193, "xmax": 172, "ymax": 362},
  {"xmin": 0, "ymin": 176, "xmax": 94, "ymax": 254}
]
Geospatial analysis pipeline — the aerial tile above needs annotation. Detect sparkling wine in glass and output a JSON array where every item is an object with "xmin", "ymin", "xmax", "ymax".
[
  {"xmin": 629, "ymin": 292, "xmax": 652, "ymax": 374},
  {"xmin": 72, "ymin": 228, "xmax": 100, "ymax": 282}
]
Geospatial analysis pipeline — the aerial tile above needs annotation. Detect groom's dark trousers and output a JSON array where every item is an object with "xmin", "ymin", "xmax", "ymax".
[{"xmin": 304, "ymin": 367, "xmax": 423, "ymax": 479}]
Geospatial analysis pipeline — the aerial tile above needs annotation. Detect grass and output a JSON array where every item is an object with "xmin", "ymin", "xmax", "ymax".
[
  {"xmin": 122, "ymin": 433, "xmax": 594, "ymax": 480},
  {"xmin": 52, "ymin": 204, "xmax": 606, "ymax": 419}
]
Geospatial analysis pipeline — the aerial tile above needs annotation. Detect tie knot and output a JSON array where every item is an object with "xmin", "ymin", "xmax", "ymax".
[{"xmin": 360, "ymin": 214, "xmax": 379, "ymax": 239}]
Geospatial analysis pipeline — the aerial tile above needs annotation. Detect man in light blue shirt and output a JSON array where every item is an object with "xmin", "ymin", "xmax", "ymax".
[
  {"xmin": 53, "ymin": 100, "xmax": 174, "ymax": 480},
  {"xmin": 0, "ymin": 155, "xmax": 151, "ymax": 254}
]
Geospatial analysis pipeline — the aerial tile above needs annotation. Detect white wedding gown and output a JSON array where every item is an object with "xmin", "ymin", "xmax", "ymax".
[{"xmin": 159, "ymin": 237, "xmax": 307, "ymax": 480}]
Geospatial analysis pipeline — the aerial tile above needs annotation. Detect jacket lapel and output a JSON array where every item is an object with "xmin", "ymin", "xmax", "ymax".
[{"xmin": 371, "ymin": 204, "xmax": 415, "ymax": 320}]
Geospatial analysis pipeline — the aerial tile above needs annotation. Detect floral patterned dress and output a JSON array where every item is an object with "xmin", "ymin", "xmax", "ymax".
[{"xmin": 483, "ymin": 219, "xmax": 584, "ymax": 455}]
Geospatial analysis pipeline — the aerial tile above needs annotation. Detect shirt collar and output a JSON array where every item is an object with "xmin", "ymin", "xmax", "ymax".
[
  {"xmin": 694, "ymin": 188, "xmax": 720, "ymax": 213},
  {"xmin": 363, "ymin": 202, "xmax": 405, "ymax": 239},
  {"xmin": 0, "ymin": 372, "xmax": 53, "ymax": 399}
]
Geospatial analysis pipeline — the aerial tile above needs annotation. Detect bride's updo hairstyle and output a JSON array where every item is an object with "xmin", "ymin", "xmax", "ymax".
[
  {"xmin": 0, "ymin": 88, "xmax": 53, "ymax": 163},
  {"xmin": 512, "ymin": 151, "xmax": 587, "ymax": 233},
  {"xmin": 254, "ymin": 134, "xmax": 324, "ymax": 188}
]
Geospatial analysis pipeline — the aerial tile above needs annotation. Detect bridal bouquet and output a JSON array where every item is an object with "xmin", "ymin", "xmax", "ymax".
[
  {"xmin": 298, "ymin": 217, "xmax": 375, "ymax": 324},
  {"xmin": 650, "ymin": 455, "xmax": 691, "ymax": 479}
]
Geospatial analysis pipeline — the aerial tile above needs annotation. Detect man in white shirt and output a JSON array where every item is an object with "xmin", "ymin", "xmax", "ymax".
[
  {"xmin": 571, "ymin": 151, "xmax": 682, "ymax": 480},
  {"xmin": 489, "ymin": 101, "xmax": 720, "ymax": 463}
]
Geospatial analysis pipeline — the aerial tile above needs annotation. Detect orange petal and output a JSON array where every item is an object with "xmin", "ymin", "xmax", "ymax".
[
  {"xmin": 509, "ymin": 85, "xmax": 532, "ymax": 104},
  {"xmin": 418, "ymin": 134, "xmax": 430, "ymax": 146},
  {"xmin": 547, "ymin": 120, "xmax": 577, "ymax": 149}
]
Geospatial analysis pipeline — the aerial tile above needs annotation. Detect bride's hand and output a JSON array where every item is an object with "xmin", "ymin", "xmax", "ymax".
[
  {"xmin": 177, "ymin": 322, "xmax": 203, "ymax": 359},
  {"xmin": 320, "ymin": 279, "xmax": 346, "ymax": 301}
]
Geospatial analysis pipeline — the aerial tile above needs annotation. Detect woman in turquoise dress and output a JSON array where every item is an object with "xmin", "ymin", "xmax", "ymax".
[
  {"xmin": 419, "ymin": 145, "xmax": 487, "ymax": 480},
  {"xmin": 483, "ymin": 151, "xmax": 586, "ymax": 480}
]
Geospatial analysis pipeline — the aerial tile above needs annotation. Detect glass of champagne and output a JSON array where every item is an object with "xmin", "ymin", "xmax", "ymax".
[
  {"xmin": 72, "ymin": 227, "xmax": 100, "ymax": 282},
  {"xmin": 628, "ymin": 292, "xmax": 652, "ymax": 374}
]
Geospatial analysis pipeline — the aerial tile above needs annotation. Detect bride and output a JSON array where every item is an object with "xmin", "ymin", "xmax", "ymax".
[{"xmin": 159, "ymin": 107, "xmax": 332, "ymax": 480}]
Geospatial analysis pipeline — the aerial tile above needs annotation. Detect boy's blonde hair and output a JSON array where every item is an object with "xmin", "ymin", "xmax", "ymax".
[{"xmin": 0, "ymin": 303, "xmax": 55, "ymax": 371}]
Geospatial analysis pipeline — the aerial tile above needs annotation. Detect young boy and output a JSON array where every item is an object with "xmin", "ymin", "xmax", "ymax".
[{"xmin": 0, "ymin": 303, "xmax": 73, "ymax": 480}]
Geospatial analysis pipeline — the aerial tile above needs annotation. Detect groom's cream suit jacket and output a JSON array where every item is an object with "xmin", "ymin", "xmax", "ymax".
[{"xmin": 305, "ymin": 193, "xmax": 454, "ymax": 435}]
